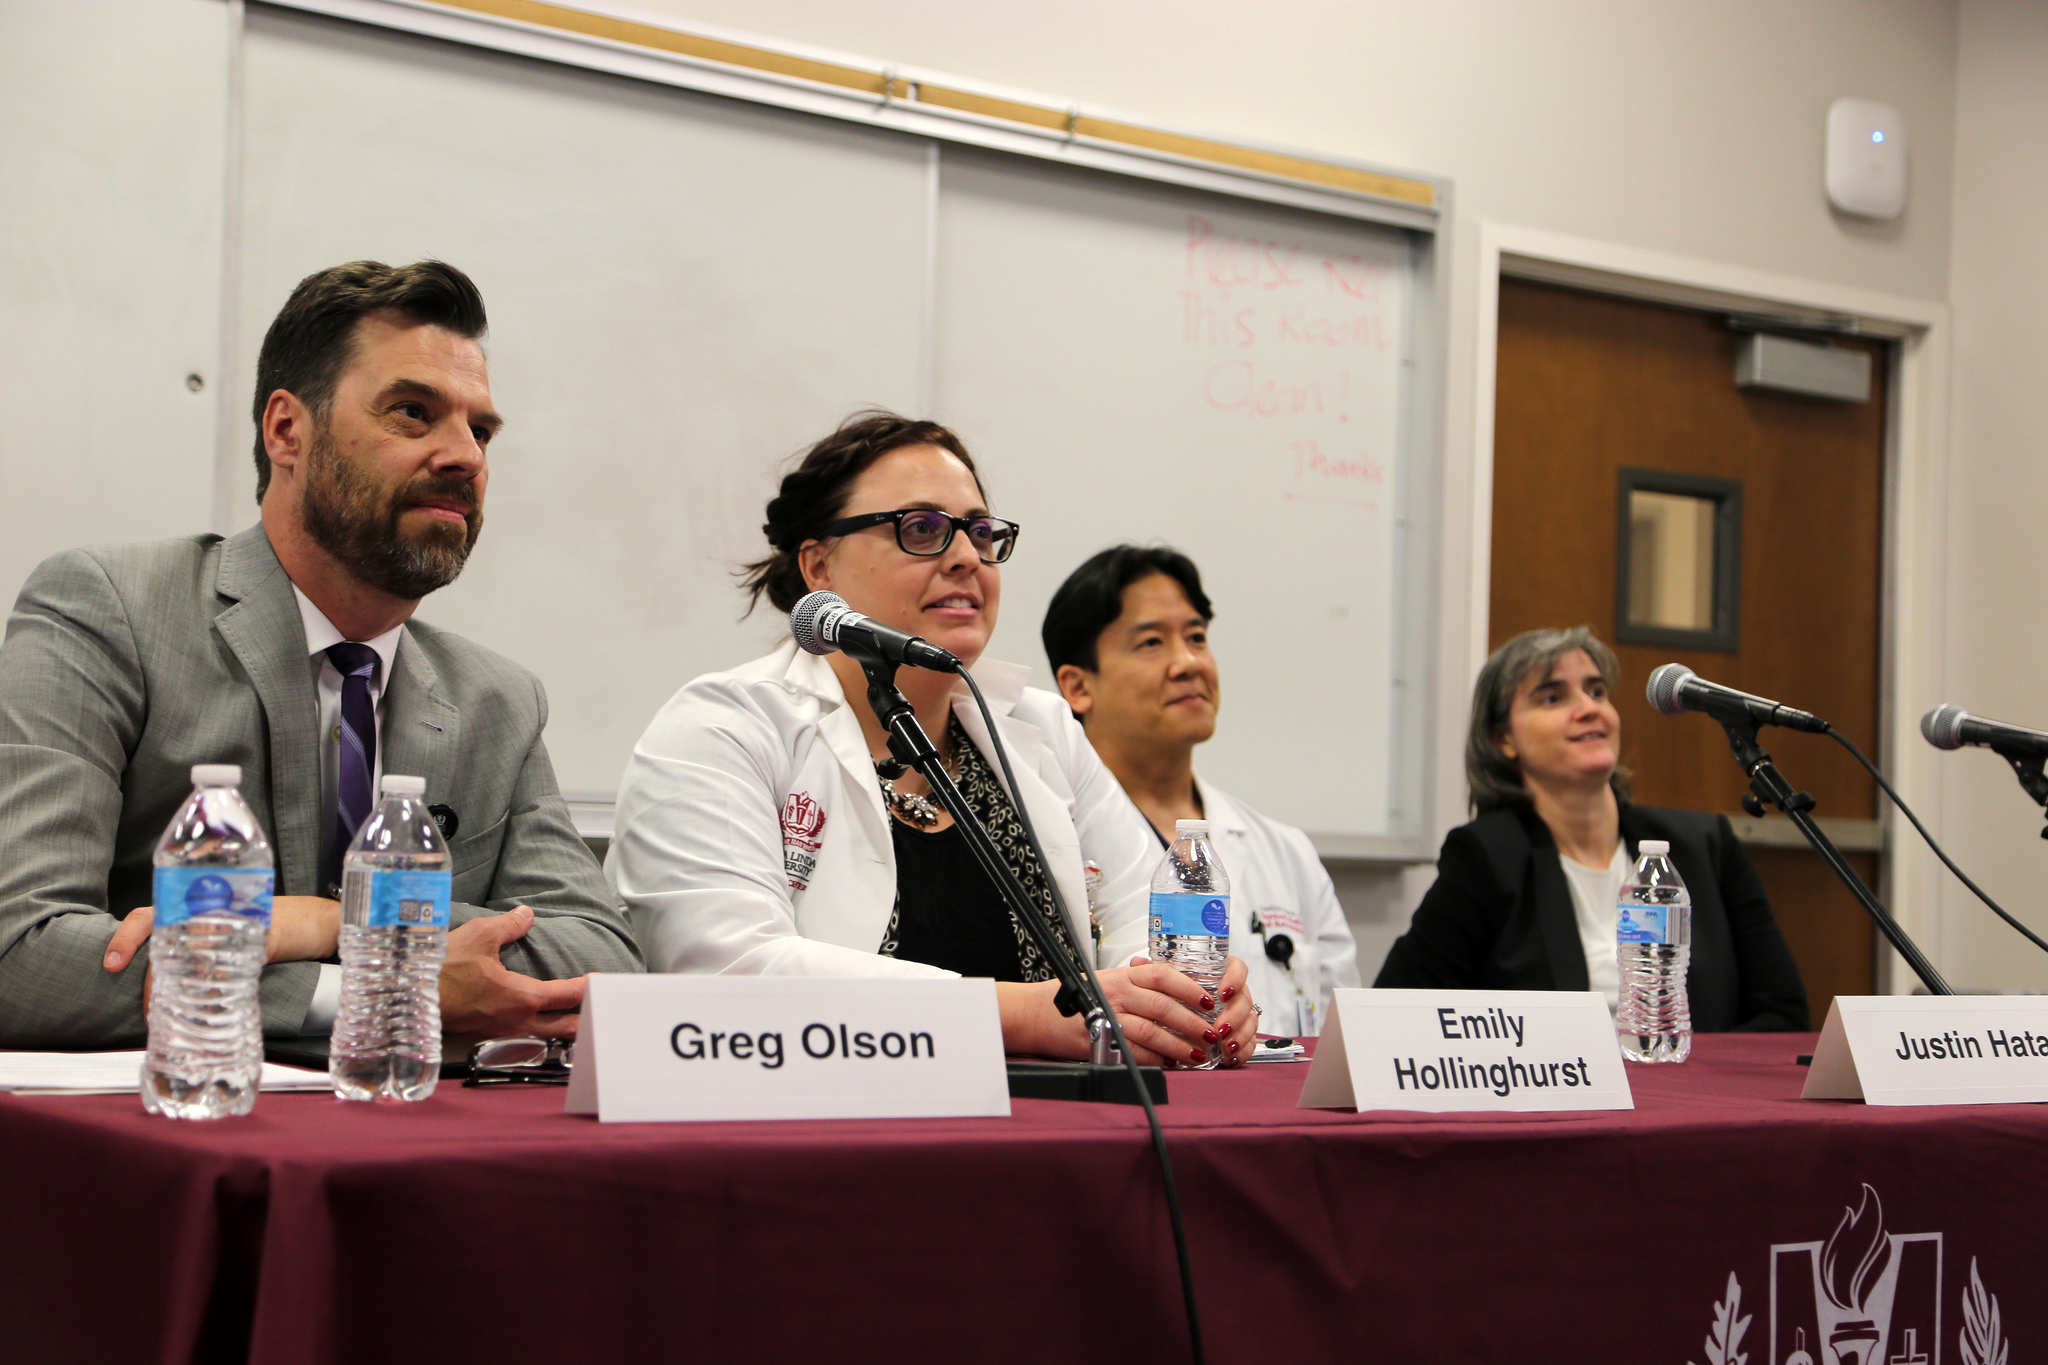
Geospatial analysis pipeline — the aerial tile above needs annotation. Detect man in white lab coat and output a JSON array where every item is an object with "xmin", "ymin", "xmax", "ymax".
[{"xmin": 1043, "ymin": 546, "xmax": 1359, "ymax": 1034}]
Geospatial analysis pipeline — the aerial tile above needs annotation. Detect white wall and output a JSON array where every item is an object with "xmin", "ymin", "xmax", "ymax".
[
  {"xmin": 0, "ymin": 0, "xmax": 230, "ymax": 600},
  {"xmin": 626, "ymin": 0, "xmax": 1965, "ymax": 974},
  {"xmin": 1937, "ymin": 0, "xmax": 2048, "ymax": 989}
]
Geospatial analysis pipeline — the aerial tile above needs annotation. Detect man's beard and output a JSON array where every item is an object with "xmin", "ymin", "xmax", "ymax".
[{"xmin": 299, "ymin": 428, "xmax": 483, "ymax": 601}]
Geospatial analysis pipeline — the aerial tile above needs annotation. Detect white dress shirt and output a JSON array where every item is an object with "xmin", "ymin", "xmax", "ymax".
[
  {"xmin": 1559, "ymin": 841, "xmax": 1628, "ymax": 1009},
  {"xmin": 293, "ymin": 586, "xmax": 402, "ymax": 1033}
]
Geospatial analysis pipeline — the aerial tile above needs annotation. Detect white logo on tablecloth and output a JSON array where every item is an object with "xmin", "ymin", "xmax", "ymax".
[{"xmin": 1687, "ymin": 1185, "xmax": 2008, "ymax": 1365}]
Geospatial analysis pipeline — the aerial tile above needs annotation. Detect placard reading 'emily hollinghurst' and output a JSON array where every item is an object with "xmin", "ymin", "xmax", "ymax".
[{"xmin": 1298, "ymin": 988, "xmax": 1634, "ymax": 1113}]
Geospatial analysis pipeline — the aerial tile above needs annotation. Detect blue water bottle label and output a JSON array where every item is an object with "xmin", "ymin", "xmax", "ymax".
[
  {"xmin": 1616, "ymin": 904, "xmax": 1671, "ymax": 945},
  {"xmin": 366, "ymin": 869, "xmax": 452, "ymax": 928},
  {"xmin": 153, "ymin": 867, "xmax": 274, "ymax": 927},
  {"xmin": 1150, "ymin": 892, "xmax": 1230, "ymax": 936}
]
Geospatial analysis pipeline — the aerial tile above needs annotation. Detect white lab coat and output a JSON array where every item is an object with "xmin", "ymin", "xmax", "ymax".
[
  {"xmin": 607, "ymin": 642, "xmax": 1160, "ymax": 978},
  {"xmin": 1196, "ymin": 778, "xmax": 1361, "ymax": 1035}
]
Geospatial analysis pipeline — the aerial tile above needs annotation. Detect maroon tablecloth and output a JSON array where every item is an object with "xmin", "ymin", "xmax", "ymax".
[{"xmin": 3, "ymin": 1034, "xmax": 2042, "ymax": 1364}]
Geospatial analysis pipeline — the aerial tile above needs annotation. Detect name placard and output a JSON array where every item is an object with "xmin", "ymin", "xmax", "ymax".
[
  {"xmin": 565, "ymin": 975, "xmax": 1011, "ymax": 1122},
  {"xmin": 1802, "ymin": 995, "xmax": 2048, "ymax": 1106},
  {"xmin": 1298, "ymin": 988, "xmax": 1634, "ymax": 1113}
]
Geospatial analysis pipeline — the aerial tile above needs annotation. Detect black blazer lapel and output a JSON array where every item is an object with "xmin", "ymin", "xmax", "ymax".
[{"xmin": 1515, "ymin": 807, "xmax": 1593, "ymax": 992}]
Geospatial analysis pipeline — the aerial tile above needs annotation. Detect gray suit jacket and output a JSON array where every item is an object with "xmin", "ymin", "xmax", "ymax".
[{"xmin": 0, "ymin": 526, "xmax": 641, "ymax": 1047}]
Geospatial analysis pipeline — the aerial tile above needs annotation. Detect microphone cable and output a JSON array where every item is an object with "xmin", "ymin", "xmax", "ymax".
[
  {"xmin": 958, "ymin": 665, "xmax": 1208, "ymax": 1365},
  {"xmin": 1825, "ymin": 728, "xmax": 2048, "ymax": 957}
]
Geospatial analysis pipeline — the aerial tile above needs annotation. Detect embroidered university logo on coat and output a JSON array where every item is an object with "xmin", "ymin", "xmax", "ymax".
[
  {"xmin": 1686, "ymin": 1184, "xmax": 2008, "ymax": 1365},
  {"xmin": 781, "ymin": 792, "xmax": 826, "ymax": 891}
]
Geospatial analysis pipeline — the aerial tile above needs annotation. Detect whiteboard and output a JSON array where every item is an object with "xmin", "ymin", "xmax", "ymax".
[
  {"xmin": 934, "ymin": 151, "xmax": 1420, "ymax": 846},
  {"xmin": 235, "ymin": 8, "xmax": 929, "ymax": 796},
  {"xmin": 226, "ymin": 7, "xmax": 1441, "ymax": 852}
]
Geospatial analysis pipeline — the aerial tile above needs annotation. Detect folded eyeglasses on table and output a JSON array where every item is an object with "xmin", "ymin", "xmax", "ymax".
[{"xmin": 463, "ymin": 1036, "xmax": 574, "ymax": 1086}]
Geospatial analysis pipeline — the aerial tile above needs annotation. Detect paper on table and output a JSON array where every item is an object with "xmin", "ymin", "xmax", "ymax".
[{"xmin": 0, "ymin": 1050, "xmax": 331, "ymax": 1095}]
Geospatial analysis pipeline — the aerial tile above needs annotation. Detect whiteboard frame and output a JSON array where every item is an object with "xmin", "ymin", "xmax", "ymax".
[
  {"xmin": 261, "ymin": 0, "xmax": 1446, "ymax": 232},
  {"xmin": 248, "ymin": 0, "xmax": 1454, "ymax": 861}
]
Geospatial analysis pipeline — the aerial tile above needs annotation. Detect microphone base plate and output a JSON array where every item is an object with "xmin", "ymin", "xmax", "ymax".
[{"xmin": 1005, "ymin": 1060, "xmax": 1168, "ymax": 1106}]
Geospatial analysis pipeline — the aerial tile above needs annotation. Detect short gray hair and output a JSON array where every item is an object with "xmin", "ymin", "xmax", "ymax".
[{"xmin": 1465, "ymin": 626, "xmax": 1632, "ymax": 813}]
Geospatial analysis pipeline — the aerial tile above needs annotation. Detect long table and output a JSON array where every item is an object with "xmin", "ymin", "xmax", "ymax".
[{"xmin": 2, "ymin": 1034, "xmax": 2042, "ymax": 1364}]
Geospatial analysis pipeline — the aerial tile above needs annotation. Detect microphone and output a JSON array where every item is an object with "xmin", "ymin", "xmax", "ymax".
[
  {"xmin": 1645, "ymin": 663, "xmax": 1830, "ymax": 735},
  {"xmin": 1921, "ymin": 704, "xmax": 2048, "ymax": 759},
  {"xmin": 789, "ymin": 590, "xmax": 962, "ymax": 675}
]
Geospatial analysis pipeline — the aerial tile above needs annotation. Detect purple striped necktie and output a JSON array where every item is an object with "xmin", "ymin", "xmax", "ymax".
[{"xmin": 325, "ymin": 641, "xmax": 379, "ymax": 895}]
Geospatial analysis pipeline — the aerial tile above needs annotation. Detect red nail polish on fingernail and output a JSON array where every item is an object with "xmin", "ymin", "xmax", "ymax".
[
  {"xmin": 1220, "ymin": 985, "xmax": 1237, "ymax": 1002},
  {"xmin": 1227, "ymin": 1040, "xmax": 1240, "ymax": 1053},
  {"xmin": 1189, "ymin": 1047, "xmax": 1206, "ymax": 1064},
  {"xmin": 1199, "ymin": 995, "xmax": 1215, "ymax": 1011}
]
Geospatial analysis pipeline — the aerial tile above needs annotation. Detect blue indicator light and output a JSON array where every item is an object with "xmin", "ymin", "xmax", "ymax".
[{"xmin": 1872, "ymin": 131, "xmax": 1885, "ymax": 144}]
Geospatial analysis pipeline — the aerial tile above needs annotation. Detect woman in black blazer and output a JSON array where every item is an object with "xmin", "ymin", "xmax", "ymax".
[{"xmin": 1376, "ymin": 628, "xmax": 1808, "ymax": 1032}]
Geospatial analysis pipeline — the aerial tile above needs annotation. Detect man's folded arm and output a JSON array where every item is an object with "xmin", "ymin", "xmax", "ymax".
[
  {"xmin": 0, "ymin": 551, "xmax": 157, "ymax": 1047},
  {"xmin": 0, "ymin": 555, "xmax": 323, "ymax": 1045},
  {"xmin": 0, "ymin": 896, "xmax": 148, "ymax": 1050},
  {"xmin": 451, "ymin": 728, "xmax": 643, "ymax": 979}
]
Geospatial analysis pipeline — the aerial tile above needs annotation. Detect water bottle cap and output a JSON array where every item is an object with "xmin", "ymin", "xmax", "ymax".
[
  {"xmin": 1638, "ymin": 839, "xmax": 1671, "ymax": 855},
  {"xmin": 190, "ymin": 764, "xmax": 241, "ymax": 787},
  {"xmin": 1174, "ymin": 819, "xmax": 1210, "ymax": 836},
  {"xmin": 380, "ymin": 774, "xmax": 427, "ymax": 797}
]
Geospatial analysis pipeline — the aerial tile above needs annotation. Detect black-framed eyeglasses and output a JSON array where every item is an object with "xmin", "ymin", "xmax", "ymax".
[
  {"xmin": 463, "ymin": 1036, "xmax": 574, "ymax": 1086},
  {"xmin": 820, "ymin": 508, "xmax": 1021, "ymax": 563}
]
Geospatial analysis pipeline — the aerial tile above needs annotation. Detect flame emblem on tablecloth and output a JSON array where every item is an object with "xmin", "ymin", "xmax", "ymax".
[
  {"xmin": 1820, "ymin": 1185, "xmax": 1891, "ymax": 1364},
  {"xmin": 1686, "ymin": 1182, "xmax": 2010, "ymax": 1365}
]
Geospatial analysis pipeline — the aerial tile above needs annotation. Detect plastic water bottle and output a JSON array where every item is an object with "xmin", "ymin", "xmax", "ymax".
[
  {"xmin": 143, "ymin": 764, "xmax": 273, "ymax": 1119},
  {"xmin": 330, "ymin": 775, "xmax": 451, "ymax": 1102},
  {"xmin": 1149, "ymin": 819, "xmax": 1230, "ymax": 1070},
  {"xmin": 1616, "ymin": 838, "xmax": 1692, "ymax": 1063}
]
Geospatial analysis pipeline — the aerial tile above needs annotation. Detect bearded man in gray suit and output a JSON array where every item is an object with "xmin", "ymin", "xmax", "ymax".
[{"xmin": 0, "ymin": 259, "xmax": 641, "ymax": 1048}]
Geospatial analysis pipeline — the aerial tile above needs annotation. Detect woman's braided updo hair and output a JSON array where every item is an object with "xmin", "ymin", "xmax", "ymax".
[{"xmin": 740, "ymin": 410, "xmax": 983, "ymax": 616}]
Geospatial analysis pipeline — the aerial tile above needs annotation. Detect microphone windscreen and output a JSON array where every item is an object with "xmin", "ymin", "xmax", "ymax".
[
  {"xmin": 1921, "ymin": 703, "xmax": 1968, "ymax": 750},
  {"xmin": 1645, "ymin": 663, "xmax": 1693, "ymax": 717},
  {"xmin": 789, "ymin": 590, "xmax": 846, "ymax": 657}
]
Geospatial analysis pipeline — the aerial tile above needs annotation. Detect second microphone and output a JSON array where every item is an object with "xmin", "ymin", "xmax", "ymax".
[{"xmin": 790, "ymin": 589, "xmax": 965, "ymax": 674}]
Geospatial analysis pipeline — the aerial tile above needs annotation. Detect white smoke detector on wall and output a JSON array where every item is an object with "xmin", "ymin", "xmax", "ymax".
[{"xmin": 1826, "ymin": 98, "xmax": 1907, "ymax": 219}]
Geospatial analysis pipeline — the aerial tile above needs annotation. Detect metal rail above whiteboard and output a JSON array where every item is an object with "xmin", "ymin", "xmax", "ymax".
[{"xmin": 268, "ymin": 0, "xmax": 1447, "ymax": 230}]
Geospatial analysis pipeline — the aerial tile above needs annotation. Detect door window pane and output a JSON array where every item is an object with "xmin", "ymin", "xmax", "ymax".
[
  {"xmin": 1614, "ymin": 468, "xmax": 1742, "ymax": 652},
  {"xmin": 1627, "ymin": 490, "xmax": 1717, "ymax": 631}
]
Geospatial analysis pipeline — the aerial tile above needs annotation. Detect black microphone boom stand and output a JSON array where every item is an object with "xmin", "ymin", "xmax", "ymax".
[
  {"xmin": 1991, "ymin": 750, "xmax": 2048, "ymax": 841},
  {"xmin": 1715, "ymin": 714, "xmax": 1952, "ymax": 995},
  {"xmin": 860, "ymin": 660, "xmax": 1165, "ymax": 1103}
]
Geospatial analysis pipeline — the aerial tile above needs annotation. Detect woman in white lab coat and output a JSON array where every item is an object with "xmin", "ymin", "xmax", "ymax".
[{"xmin": 607, "ymin": 412, "xmax": 1261, "ymax": 1067}]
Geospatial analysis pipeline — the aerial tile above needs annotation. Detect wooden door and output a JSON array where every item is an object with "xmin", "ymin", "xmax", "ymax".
[{"xmin": 1490, "ymin": 278, "xmax": 1888, "ymax": 1023}]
